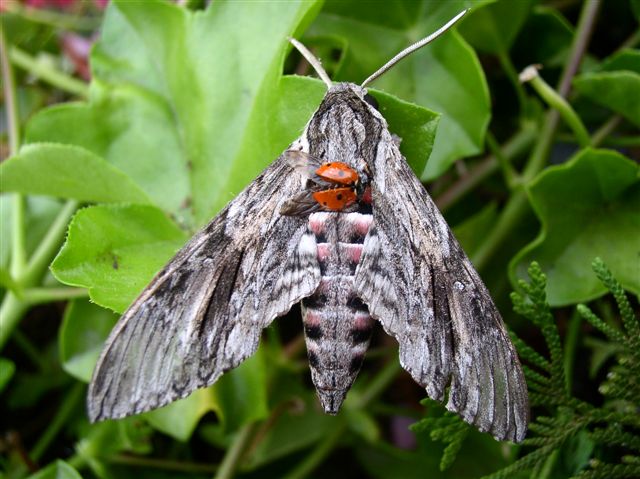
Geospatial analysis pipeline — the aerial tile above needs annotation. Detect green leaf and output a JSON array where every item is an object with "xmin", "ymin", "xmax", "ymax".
[
  {"xmin": 511, "ymin": 6, "xmax": 573, "ymax": 68},
  {"xmin": 25, "ymin": 460, "xmax": 82, "ymax": 479},
  {"xmin": 23, "ymin": 0, "xmax": 322, "ymax": 228},
  {"xmin": 345, "ymin": 407, "xmax": 380, "ymax": 442},
  {"xmin": 0, "ymin": 144, "xmax": 151, "ymax": 204},
  {"xmin": 88, "ymin": 0, "xmax": 322, "ymax": 227},
  {"xmin": 243, "ymin": 398, "xmax": 337, "ymax": 468},
  {"xmin": 59, "ymin": 299, "xmax": 118, "ymax": 382},
  {"xmin": 600, "ymin": 48, "xmax": 640, "ymax": 73},
  {"xmin": 573, "ymin": 71, "xmax": 640, "ymax": 127},
  {"xmin": 144, "ymin": 388, "xmax": 216, "ymax": 442},
  {"xmin": 24, "ymin": 93, "xmax": 192, "ymax": 220},
  {"xmin": 631, "ymin": 0, "xmax": 640, "ymax": 20},
  {"xmin": 79, "ymin": 419, "xmax": 153, "ymax": 462},
  {"xmin": 310, "ymin": 0, "xmax": 490, "ymax": 179},
  {"xmin": 458, "ymin": 0, "xmax": 533, "ymax": 54},
  {"xmin": 510, "ymin": 148, "xmax": 640, "ymax": 306},
  {"xmin": 372, "ymin": 88, "xmax": 440, "ymax": 173},
  {"xmin": 51, "ymin": 204, "xmax": 188, "ymax": 313},
  {"xmin": 557, "ymin": 430, "xmax": 595, "ymax": 477},
  {"xmin": 0, "ymin": 357, "xmax": 16, "ymax": 393},
  {"xmin": 213, "ymin": 344, "xmax": 269, "ymax": 433}
]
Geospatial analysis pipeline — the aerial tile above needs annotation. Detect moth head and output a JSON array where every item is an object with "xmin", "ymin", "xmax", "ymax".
[{"xmin": 301, "ymin": 82, "xmax": 381, "ymax": 182}]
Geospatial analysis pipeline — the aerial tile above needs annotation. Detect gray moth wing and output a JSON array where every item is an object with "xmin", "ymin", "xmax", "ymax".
[
  {"xmin": 87, "ymin": 150, "xmax": 321, "ymax": 422},
  {"xmin": 354, "ymin": 115, "xmax": 529, "ymax": 442}
]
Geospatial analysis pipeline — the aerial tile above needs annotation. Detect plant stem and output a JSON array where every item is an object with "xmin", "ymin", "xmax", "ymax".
[
  {"xmin": 435, "ymin": 126, "xmax": 536, "ymax": 211},
  {"xmin": 486, "ymin": 131, "xmax": 519, "ymax": 188},
  {"xmin": 9, "ymin": 47, "xmax": 89, "ymax": 98},
  {"xmin": 619, "ymin": 28, "xmax": 640, "ymax": 50},
  {"xmin": 213, "ymin": 423, "xmax": 255, "ymax": 479},
  {"xmin": 0, "ymin": 201, "xmax": 77, "ymax": 349},
  {"xmin": 12, "ymin": 330, "xmax": 49, "ymax": 371},
  {"xmin": 591, "ymin": 115, "xmax": 622, "ymax": 147},
  {"xmin": 557, "ymin": 0, "xmax": 601, "ymax": 98},
  {"xmin": 0, "ymin": 294, "xmax": 30, "ymax": 348},
  {"xmin": 3, "ymin": 1, "xmax": 102, "ymax": 31},
  {"xmin": 283, "ymin": 423, "xmax": 346, "ymax": 479},
  {"xmin": 520, "ymin": 66, "xmax": 591, "ymax": 148},
  {"xmin": 471, "ymin": 190, "xmax": 529, "ymax": 272},
  {"xmin": 106, "ymin": 454, "xmax": 218, "ymax": 474},
  {"xmin": 497, "ymin": 49, "xmax": 527, "ymax": 117},
  {"xmin": 23, "ymin": 287, "xmax": 88, "ymax": 304},
  {"xmin": 31, "ymin": 382, "xmax": 84, "ymax": 462},
  {"xmin": 23, "ymin": 200, "xmax": 78, "ymax": 286},
  {"xmin": 355, "ymin": 360, "xmax": 401, "ymax": 408},
  {"xmin": 10, "ymin": 196, "xmax": 27, "ymax": 276},
  {"xmin": 0, "ymin": 28, "xmax": 20, "ymax": 155},
  {"xmin": 1, "ymin": 25, "xmax": 27, "ymax": 279},
  {"xmin": 0, "ymin": 27, "xmax": 29, "ymax": 351}
]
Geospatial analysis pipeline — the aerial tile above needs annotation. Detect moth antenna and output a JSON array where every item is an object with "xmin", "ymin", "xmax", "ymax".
[
  {"xmin": 288, "ymin": 37, "xmax": 333, "ymax": 89},
  {"xmin": 361, "ymin": 9, "xmax": 469, "ymax": 88}
]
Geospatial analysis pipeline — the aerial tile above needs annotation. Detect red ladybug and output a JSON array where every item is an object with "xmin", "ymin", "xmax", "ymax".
[
  {"xmin": 315, "ymin": 162, "xmax": 360, "ymax": 186},
  {"xmin": 280, "ymin": 159, "xmax": 370, "ymax": 216},
  {"xmin": 312, "ymin": 187, "xmax": 358, "ymax": 211},
  {"xmin": 312, "ymin": 162, "xmax": 361, "ymax": 212}
]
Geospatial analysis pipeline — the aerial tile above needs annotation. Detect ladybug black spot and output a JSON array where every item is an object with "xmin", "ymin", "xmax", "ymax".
[{"xmin": 336, "ymin": 193, "xmax": 343, "ymax": 201}]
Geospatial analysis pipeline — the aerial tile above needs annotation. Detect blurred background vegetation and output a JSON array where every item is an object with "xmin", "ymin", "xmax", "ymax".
[{"xmin": 1, "ymin": 1, "xmax": 639, "ymax": 478}]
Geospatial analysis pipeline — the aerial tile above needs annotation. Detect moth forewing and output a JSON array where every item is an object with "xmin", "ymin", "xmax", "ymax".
[
  {"xmin": 87, "ymin": 152, "xmax": 322, "ymax": 421},
  {"xmin": 88, "ymin": 9, "xmax": 528, "ymax": 443}
]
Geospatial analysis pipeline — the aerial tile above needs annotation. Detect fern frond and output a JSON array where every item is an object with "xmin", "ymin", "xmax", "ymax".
[
  {"xmin": 513, "ymin": 263, "xmax": 567, "ymax": 402},
  {"xmin": 411, "ymin": 408, "xmax": 470, "ymax": 471},
  {"xmin": 490, "ymin": 259, "xmax": 640, "ymax": 478},
  {"xmin": 522, "ymin": 364, "xmax": 551, "ymax": 389},
  {"xmin": 577, "ymin": 304, "xmax": 626, "ymax": 343},
  {"xmin": 589, "ymin": 428, "xmax": 640, "ymax": 452},
  {"xmin": 482, "ymin": 443, "xmax": 557, "ymax": 479},
  {"xmin": 510, "ymin": 331, "xmax": 552, "ymax": 372},
  {"xmin": 419, "ymin": 259, "xmax": 639, "ymax": 477},
  {"xmin": 573, "ymin": 461, "xmax": 640, "ymax": 479},
  {"xmin": 592, "ymin": 258, "xmax": 638, "ymax": 341}
]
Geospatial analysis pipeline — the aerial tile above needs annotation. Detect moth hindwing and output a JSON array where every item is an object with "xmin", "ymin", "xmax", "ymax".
[{"xmin": 88, "ymin": 10, "xmax": 528, "ymax": 443}]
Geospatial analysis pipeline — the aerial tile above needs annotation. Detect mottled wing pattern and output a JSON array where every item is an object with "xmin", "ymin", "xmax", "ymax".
[
  {"xmin": 88, "ymin": 155, "xmax": 321, "ymax": 421},
  {"xmin": 354, "ymin": 133, "xmax": 528, "ymax": 442}
]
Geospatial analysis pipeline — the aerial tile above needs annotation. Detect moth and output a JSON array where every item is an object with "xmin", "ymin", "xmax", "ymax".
[{"xmin": 88, "ymin": 10, "xmax": 529, "ymax": 442}]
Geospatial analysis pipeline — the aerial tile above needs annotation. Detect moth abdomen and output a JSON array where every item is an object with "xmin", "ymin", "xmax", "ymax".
[{"xmin": 301, "ymin": 211, "xmax": 375, "ymax": 413}]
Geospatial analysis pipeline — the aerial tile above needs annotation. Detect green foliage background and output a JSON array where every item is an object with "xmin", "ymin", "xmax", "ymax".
[{"xmin": 0, "ymin": 0, "xmax": 638, "ymax": 478}]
